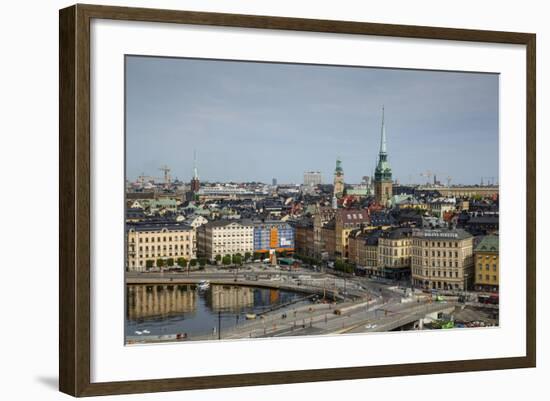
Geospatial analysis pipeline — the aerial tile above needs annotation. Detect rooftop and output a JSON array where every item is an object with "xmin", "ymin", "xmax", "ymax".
[
  {"xmin": 126, "ymin": 221, "xmax": 192, "ymax": 232},
  {"xmin": 475, "ymin": 235, "xmax": 499, "ymax": 253}
]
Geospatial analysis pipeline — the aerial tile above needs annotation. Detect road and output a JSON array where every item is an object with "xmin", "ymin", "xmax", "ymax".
[{"xmin": 125, "ymin": 265, "xmax": 481, "ymax": 343}]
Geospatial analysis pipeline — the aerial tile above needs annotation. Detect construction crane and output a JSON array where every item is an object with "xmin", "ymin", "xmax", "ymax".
[
  {"xmin": 159, "ymin": 165, "xmax": 171, "ymax": 185},
  {"xmin": 420, "ymin": 170, "xmax": 433, "ymax": 186},
  {"xmin": 480, "ymin": 176, "xmax": 496, "ymax": 186}
]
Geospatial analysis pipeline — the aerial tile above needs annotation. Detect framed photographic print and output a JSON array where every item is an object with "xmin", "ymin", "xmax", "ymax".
[{"xmin": 59, "ymin": 4, "xmax": 536, "ymax": 397}]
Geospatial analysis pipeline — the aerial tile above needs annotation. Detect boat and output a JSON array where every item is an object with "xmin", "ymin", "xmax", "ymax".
[{"xmin": 197, "ymin": 280, "xmax": 210, "ymax": 291}]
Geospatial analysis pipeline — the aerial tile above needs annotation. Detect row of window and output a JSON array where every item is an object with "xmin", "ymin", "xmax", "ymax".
[
  {"xmin": 477, "ymin": 263, "xmax": 498, "ymax": 271},
  {"xmin": 379, "ymin": 247, "xmax": 411, "ymax": 256},
  {"xmin": 412, "ymin": 258, "xmax": 461, "ymax": 267},
  {"xmin": 412, "ymin": 240, "xmax": 460, "ymax": 248},
  {"xmin": 478, "ymin": 274, "xmax": 498, "ymax": 281},
  {"xmin": 413, "ymin": 249, "xmax": 460, "ymax": 258},
  {"xmin": 213, "ymin": 233, "xmax": 252, "ymax": 238},
  {"xmin": 132, "ymin": 235, "xmax": 191, "ymax": 243},
  {"xmin": 131, "ymin": 251, "xmax": 192, "ymax": 258},
  {"xmin": 412, "ymin": 268, "xmax": 461, "ymax": 278}
]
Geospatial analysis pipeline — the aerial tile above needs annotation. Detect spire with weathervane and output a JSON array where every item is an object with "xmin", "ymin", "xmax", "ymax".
[
  {"xmin": 374, "ymin": 106, "xmax": 393, "ymax": 206},
  {"xmin": 190, "ymin": 149, "xmax": 200, "ymax": 194}
]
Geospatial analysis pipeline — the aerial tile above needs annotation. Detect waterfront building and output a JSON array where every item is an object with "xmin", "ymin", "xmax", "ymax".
[
  {"xmin": 304, "ymin": 171, "xmax": 322, "ymax": 186},
  {"xmin": 348, "ymin": 228, "xmax": 383, "ymax": 276},
  {"xmin": 253, "ymin": 220, "xmax": 295, "ymax": 255},
  {"xmin": 333, "ymin": 158, "xmax": 345, "ymax": 198},
  {"xmin": 313, "ymin": 206, "xmax": 336, "ymax": 259},
  {"xmin": 411, "ymin": 228, "xmax": 475, "ymax": 291},
  {"xmin": 294, "ymin": 219, "xmax": 315, "ymax": 258},
  {"xmin": 184, "ymin": 215, "xmax": 209, "ymax": 255},
  {"xmin": 126, "ymin": 221, "xmax": 195, "ymax": 271},
  {"xmin": 374, "ymin": 107, "xmax": 393, "ymax": 206},
  {"xmin": 321, "ymin": 220, "xmax": 336, "ymax": 260},
  {"xmin": 378, "ymin": 227, "xmax": 413, "ymax": 280},
  {"xmin": 474, "ymin": 235, "xmax": 499, "ymax": 292},
  {"xmin": 196, "ymin": 220, "xmax": 254, "ymax": 261}
]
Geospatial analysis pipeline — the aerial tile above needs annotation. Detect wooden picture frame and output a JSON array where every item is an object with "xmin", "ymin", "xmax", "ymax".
[{"xmin": 59, "ymin": 3, "xmax": 536, "ymax": 397}]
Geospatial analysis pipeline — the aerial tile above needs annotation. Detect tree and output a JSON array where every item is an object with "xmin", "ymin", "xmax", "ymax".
[
  {"xmin": 145, "ymin": 260, "xmax": 154, "ymax": 269},
  {"xmin": 166, "ymin": 258, "xmax": 174, "ymax": 267},
  {"xmin": 222, "ymin": 255, "xmax": 231, "ymax": 265},
  {"xmin": 244, "ymin": 252, "xmax": 252, "ymax": 262},
  {"xmin": 198, "ymin": 257, "xmax": 207, "ymax": 268},
  {"xmin": 215, "ymin": 254, "xmax": 222, "ymax": 264},
  {"xmin": 176, "ymin": 257, "xmax": 187, "ymax": 268},
  {"xmin": 156, "ymin": 259, "xmax": 165, "ymax": 268},
  {"xmin": 190, "ymin": 259, "xmax": 197, "ymax": 267},
  {"xmin": 232, "ymin": 254, "xmax": 242, "ymax": 266},
  {"xmin": 253, "ymin": 251, "xmax": 262, "ymax": 261},
  {"xmin": 334, "ymin": 259, "xmax": 345, "ymax": 271}
]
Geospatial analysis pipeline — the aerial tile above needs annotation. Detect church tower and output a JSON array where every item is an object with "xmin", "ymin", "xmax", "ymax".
[
  {"xmin": 374, "ymin": 107, "xmax": 393, "ymax": 205},
  {"xmin": 333, "ymin": 157, "xmax": 345, "ymax": 200},
  {"xmin": 190, "ymin": 150, "xmax": 200, "ymax": 193}
]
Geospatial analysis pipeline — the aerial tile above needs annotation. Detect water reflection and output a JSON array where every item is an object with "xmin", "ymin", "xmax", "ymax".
[{"xmin": 125, "ymin": 284, "xmax": 306, "ymax": 339}]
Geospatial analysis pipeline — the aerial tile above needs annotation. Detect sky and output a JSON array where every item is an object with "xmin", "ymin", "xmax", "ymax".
[{"xmin": 126, "ymin": 55, "xmax": 499, "ymax": 185}]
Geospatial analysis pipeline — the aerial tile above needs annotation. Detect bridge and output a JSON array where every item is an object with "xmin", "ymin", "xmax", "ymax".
[
  {"xmin": 341, "ymin": 302, "xmax": 457, "ymax": 334},
  {"xmin": 125, "ymin": 275, "xmax": 356, "ymax": 301}
]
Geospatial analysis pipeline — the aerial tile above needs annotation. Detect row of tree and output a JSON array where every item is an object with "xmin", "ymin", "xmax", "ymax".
[
  {"xmin": 333, "ymin": 258, "xmax": 355, "ymax": 274},
  {"xmin": 145, "ymin": 249, "xmax": 295, "ymax": 270},
  {"xmin": 145, "ymin": 257, "xmax": 207, "ymax": 269},
  {"xmin": 294, "ymin": 253, "xmax": 322, "ymax": 267}
]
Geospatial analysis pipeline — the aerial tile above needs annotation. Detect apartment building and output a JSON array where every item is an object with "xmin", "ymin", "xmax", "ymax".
[
  {"xmin": 197, "ymin": 220, "xmax": 254, "ymax": 261},
  {"xmin": 126, "ymin": 221, "xmax": 195, "ymax": 272},
  {"xmin": 411, "ymin": 228, "xmax": 474, "ymax": 291}
]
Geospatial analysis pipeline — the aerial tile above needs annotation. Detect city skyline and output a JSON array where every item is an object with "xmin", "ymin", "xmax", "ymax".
[{"xmin": 126, "ymin": 56, "xmax": 499, "ymax": 185}]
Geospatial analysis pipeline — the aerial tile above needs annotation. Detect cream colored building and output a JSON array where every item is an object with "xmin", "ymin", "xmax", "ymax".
[
  {"xmin": 378, "ymin": 227, "xmax": 413, "ymax": 279},
  {"xmin": 411, "ymin": 228, "xmax": 474, "ymax": 291},
  {"xmin": 197, "ymin": 220, "xmax": 254, "ymax": 261},
  {"xmin": 126, "ymin": 222, "xmax": 195, "ymax": 272}
]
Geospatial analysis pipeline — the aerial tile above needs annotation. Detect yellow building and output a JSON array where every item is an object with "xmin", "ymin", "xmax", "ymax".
[
  {"xmin": 411, "ymin": 228, "xmax": 474, "ymax": 291},
  {"xmin": 474, "ymin": 235, "xmax": 499, "ymax": 292},
  {"xmin": 127, "ymin": 222, "xmax": 195, "ymax": 272}
]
